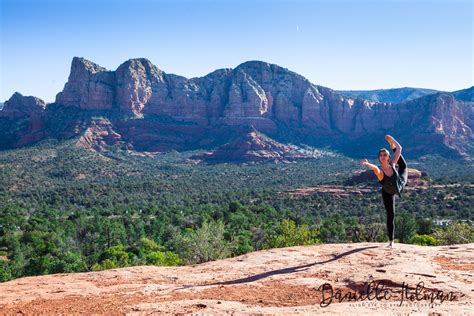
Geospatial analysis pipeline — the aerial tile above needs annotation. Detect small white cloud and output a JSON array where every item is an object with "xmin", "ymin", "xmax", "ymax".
[{"xmin": 296, "ymin": 25, "xmax": 300, "ymax": 32}]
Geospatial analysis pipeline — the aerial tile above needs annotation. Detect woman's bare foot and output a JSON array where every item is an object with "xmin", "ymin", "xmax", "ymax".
[
  {"xmin": 387, "ymin": 240, "xmax": 395, "ymax": 249},
  {"xmin": 385, "ymin": 135, "xmax": 396, "ymax": 150}
]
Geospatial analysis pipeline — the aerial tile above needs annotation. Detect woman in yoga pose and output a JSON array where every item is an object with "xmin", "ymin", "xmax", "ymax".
[{"xmin": 360, "ymin": 135, "xmax": 408, "ymax": 249}]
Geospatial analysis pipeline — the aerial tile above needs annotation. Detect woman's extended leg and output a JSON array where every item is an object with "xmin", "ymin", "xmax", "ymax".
[
  {"xmin": 391, "ymin": 146, "xmax": 408, "ymax": 184},
  {"xmin": 382, "ymin": 189, "xmax": 395, "ymax": 242}
]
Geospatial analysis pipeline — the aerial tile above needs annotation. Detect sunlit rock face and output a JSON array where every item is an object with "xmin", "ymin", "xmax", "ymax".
[{"xmin": 56, "ymin": 57, "xmax": 115, "ymax": 110}]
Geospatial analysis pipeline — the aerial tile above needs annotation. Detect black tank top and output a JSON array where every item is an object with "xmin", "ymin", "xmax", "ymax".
[{"xmin": 379, "ymin": 163, "xmax": 404, "ymax": 197}]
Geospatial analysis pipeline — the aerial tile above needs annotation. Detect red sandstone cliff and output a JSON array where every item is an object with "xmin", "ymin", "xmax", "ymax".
[{"xmin": 0, "ymin": 57, "xmax": 472, "ymax": 160}]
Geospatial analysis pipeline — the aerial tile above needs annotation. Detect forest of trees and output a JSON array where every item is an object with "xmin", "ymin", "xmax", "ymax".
[{"xmin": 0, "ymin": 140, "xmax": 472, "ymax": 282}]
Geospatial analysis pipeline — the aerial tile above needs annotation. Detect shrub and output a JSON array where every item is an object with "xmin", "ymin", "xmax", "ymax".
[
  {"xmin": 170, "ymin": 219, "xmax": 231, "ymax": 264},
  {"xmin": 144, "ymin": 251, "xmax": 181, "ymax": 266},
  {"xmin": 412, "ymin": 234, "xmax": 438, "ymax": 246},
  {"xmin": 92, "ymin": 259, "xmax": 118, "ymax": 271},
  {"xmin": 266, "ymin": 219, "xmax": 321, "ymax": 248},
  {"xmin": 433, "ymin": 222, "xmax": 473, "ymax": 245}
]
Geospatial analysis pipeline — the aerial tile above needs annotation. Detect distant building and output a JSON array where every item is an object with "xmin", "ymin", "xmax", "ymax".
[{"xmin": 433, "ymin": 219, "xmax": 452, "ymax": 226}]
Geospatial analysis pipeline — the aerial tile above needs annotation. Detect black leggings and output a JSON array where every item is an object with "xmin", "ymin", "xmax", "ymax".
[
  {"xmin": 395, "ymin": 147, "xmax": 408, "ymax": 185},
  {"xmin": 382, "ymin": 147, "xmax": 408, "ymax": 241}
]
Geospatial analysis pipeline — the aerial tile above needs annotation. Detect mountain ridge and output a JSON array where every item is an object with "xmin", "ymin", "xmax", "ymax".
[{"xmin": 0, "ymin": 56, "xmax": 473, "ymax": 161}]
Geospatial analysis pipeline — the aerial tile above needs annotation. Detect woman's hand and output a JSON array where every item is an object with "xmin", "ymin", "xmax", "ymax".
[{"xmin": 360, "ymin": 159, "xmax": 369, "ymax": 166}]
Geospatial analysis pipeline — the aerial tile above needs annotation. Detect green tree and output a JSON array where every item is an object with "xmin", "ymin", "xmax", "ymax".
[
  {"xmin": 98, "ymin": 245, "xmax": 129, "ymax": 267},
  {"xmin": 53, "ymin": 251, "xmax": 88, "ymax": 273},
  {"xmin": 395, "ymin": 213, "xmax": 418, "ymax": 243},
  {"xmin": 1, "ymin": 233, "xmax": 25, "ymax": 278},
  {"xmin": 416, "ymin": 218, "xmax": 434, "ymax": 235},
  {"xmin": 170, "ymin": 219, "xmax": 231, "ymax": 264},
  {"xmin": 265, "ymin": 219, "xmax": 321, "ymax": 248},
  {"xmin": 225, "ymin": 206, "xmax": 254, "ymax": 256},
  {"xmin": 0, "ymin": 260, "xmax": 12, "ymax": 282},
  {"xmin": 365, "ymin": 223, "xmax": 386, "ymax": 242},
  {"xmin": 134, "ymin": 237, "xmax": 181, "ymax": 266},
  {"xmin": 229, "ymin": 232, "xmax": 253, "ymax": 256},
  {"xmin": 137, "ymin": 237, "xmax": 165, "ymax": 253},
  {"xmin": 319, "ymin": 216, "xmax": 346, "ymax": 243}
]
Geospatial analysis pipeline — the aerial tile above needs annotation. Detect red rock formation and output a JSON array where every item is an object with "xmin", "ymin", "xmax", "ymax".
[
  {"xmin": 56, "ymin": 57, "xmax": 115, "ymax": 110},
  {"xmin": 16, "ymin": 113, "xmax": 48, "ymax": 147},
  {"xmin": 1, "ymin": 57, "xmax": 472, "ymax": 160},
  {"xmin": 114, "ymin": 58, "xmax": 163, "ymax": 115},
  {"xmin": 0, "ymin": 92, "xmax": 46, "ymax": 118},
  {"xmin": 190, "ymin": 126, "xmax": 324, "ymax": 163},
  {"xmin": 346, "ymin": 167, "xmax": 429, "ymax": 186},
  {"xmin": 76, "ymin": 118, "xmax": 123, "ymax": 151},
  {"xmin": 52, "ymin": 58, "xmax": 473, "ymax": 144}
]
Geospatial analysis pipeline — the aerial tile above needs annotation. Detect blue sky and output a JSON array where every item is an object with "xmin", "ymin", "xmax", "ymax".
[{"xmin": 1, "ymin": 0, "xmax": 472, "ymax": 102}]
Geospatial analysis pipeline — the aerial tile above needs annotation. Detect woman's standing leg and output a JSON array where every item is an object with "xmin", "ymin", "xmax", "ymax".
[{"xmin": 382, "ymin": 189, "xmax": 395, "ymax": 243}]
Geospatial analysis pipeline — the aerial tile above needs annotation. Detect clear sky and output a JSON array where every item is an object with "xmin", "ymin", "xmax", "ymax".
[{"xmin": 1, "ymin": 0, "xmax": 472, "ymax": 102}]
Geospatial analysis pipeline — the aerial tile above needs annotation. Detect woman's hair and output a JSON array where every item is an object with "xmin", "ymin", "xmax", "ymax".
[{"xmin": 378, "ymin": 148, "xmax": 391, "ymax": 163}]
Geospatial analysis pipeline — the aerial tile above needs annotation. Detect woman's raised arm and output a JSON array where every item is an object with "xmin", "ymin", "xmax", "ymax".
[{"xmin": 360, "ymin": 159, "xmax": 384, "ymax": 181}]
